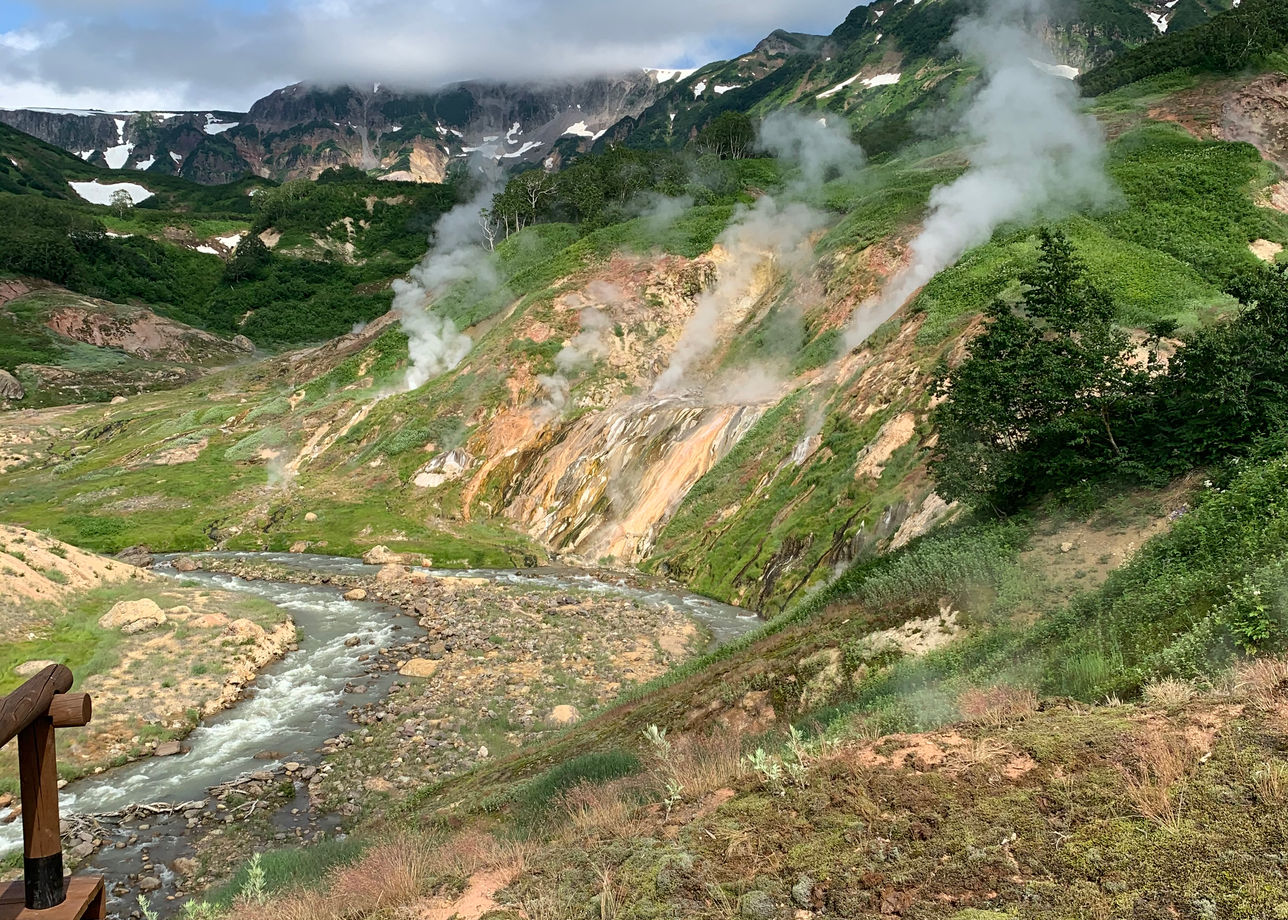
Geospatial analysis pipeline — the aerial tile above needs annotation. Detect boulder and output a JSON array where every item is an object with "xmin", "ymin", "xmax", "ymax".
[
  {"xmin": 304, "ymin": 512, "xmax": 318, "ymax": 523},
  {"xmin": 289, "ymin": 541, "xmax": 309, "ymax": 554},
  {"xmin": 153, "ymin": 741, "xmax": 183, "ymax": 757},
  {"xmin": 399, "ymin": 658, "xmax": 440, "ymax": 678},
  {"xmin": 0, "ymin": 369, "xmax": 23, "ymax": 401},
  {"xmin": 231, "ymin": 334, "xmax": 254, "ymax": 352},
  {"xmin": 547, "ymin": 704, "xmax": 581, "ymax": 727},
  {"xmin": 362, "ymin": 545, "xmax": 400, "ymax": 565},
  {"xmin": 375, "ymin": 564, "xmax": 405, "ymax": 584},
  {"xmin": 14, "ymin": 660, "xmax": 57, "ymax": 678},
  {"xmin": 343, "ymin": 588, "xmax": 368, "ymax": 601},
  {"xmin": 172, "ymin": 556, "xmax": 199, "ymax": 573},
  {"xmin": 115, "ymin": 545, "xmax": 154, "ymax": 568},
  {"xmin": 225, "ymin": 618, "xmax": 266, "ymax": 639},
  {"xmin": 99, "ymin": 598, "xmax": 167, "ymax": 633},
  {"xmin": 138, "ymin": 876, "xmax": 162, "ymax": 893}
]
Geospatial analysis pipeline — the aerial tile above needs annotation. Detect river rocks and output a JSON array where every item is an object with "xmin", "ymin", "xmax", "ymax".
[
  {"xmin": 0, "ymin": 369, "xmax": 24, "ymax": 401},
  {"xmin": 172, "ymin": 556, "xmax": 200, "ymax": 573},
  {"xmin": 14, "ymin": 659, "xmax": 57, "ymax": 677},
  {"xmin": 154, "ymin": 741, "xmax": 183, "ymax": 757},
  {"xmin": 138, "ymin": 876, "xmax": 162, "ymax": 893},
  {"xmin": 99, "ymin": 598, "xmax": 168, "ymax": 633},
  {"xmin": 116, "ymin": 545, "xmax": 155, "ymax": 568},
  {"xmin": 547, "ymin": 704, "xmax": 581, "ymax": 726},
  {"xmin": 375, "ymin": 563, "xmax": 407, "ymax": 584},
  {"xmin": 399, "ymin": 658, "xmax": 440, "ymax": 678},
  {"xmin": 344, "ymin": 588, "xmax": 368, "ymax": 601}
]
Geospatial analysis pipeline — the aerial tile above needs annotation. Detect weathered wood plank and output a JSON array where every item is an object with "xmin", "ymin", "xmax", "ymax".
[{"xmin": 0, "ymin": 876, "xmax": 105, "ymax": 919}]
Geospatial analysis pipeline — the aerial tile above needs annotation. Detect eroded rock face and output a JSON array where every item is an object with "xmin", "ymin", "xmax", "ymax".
[
  {"xmin": 501, "ymin": 397, "xmax": 765, "ymax": 564},
  {"xmin": 0, "ymin": 369, "xmax": 24, "ymax": 401},
  {"xmin": 43, "ymin": 305, "xmax": 242, "ymax": 364}
]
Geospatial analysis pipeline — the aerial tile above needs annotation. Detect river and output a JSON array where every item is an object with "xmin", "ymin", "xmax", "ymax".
[{"xmin": 0, "ymin": 554, "xmax": 761, "ymax": 908}]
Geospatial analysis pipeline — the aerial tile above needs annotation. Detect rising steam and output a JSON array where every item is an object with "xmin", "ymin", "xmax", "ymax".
[
  {"xmin": 843, "ymin": 0, "xmax": 1112, "ymax": 350},
  {"xmin": 394, "ymin": 174, "xmax": 502, "ymax": 390},
  {"xmin": 536, "ymin": 306, "xmax": 614, "ymax": 419},
  {"xmin": 757, "ymin": 110, "xmax": 866, "ymax": 187}
]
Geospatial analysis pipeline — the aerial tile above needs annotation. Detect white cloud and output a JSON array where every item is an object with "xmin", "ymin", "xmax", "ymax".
[{"xmin": 0, "ymin": 0, "xmax": 854, "ymax": 111}]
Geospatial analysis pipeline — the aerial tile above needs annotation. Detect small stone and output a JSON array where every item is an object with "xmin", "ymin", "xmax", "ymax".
[
  {"xmin": 304, "ymin": 512, "xmax": 319, "ymax": 523},
  {"xmin": 344, "ymin": 588, "xmax": 368, "ymax": 601},
  {"xmin": 172, "ymin": 857, "xmax": 199, "ymax": 878},
  {"xmin": 1060, "ymin": 542, "xmax": 1074, "ymax": 553}
]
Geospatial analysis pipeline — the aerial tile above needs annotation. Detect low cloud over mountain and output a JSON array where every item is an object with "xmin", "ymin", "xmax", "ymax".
[{"xmin": 0, "ymin": 0, "xmax": 853, "ymax": 110}]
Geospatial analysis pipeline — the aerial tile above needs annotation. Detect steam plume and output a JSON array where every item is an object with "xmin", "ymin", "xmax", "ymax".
[
  {"xmin": 535, "ymin": 306, "xmax": 613, "ymax": 419},
  {"xmin": 757, "ymin": 110, "xmax": 866, "ymax": 187},
  {"xmin": 394, "ymin": 173, "xmax": 502, "ymax": 390},
  {"xmin": 843, "ymin": 0, "xmax": 1112, "ymax": 350},
  {"xmin": 653, "ymin": 110, "xmax": 864, "ymax": 397}
]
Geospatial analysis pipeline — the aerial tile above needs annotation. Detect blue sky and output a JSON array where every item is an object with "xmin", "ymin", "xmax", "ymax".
[{"xmin": 0, "ymin": 0, "xmax": 857, "ymax": 110}]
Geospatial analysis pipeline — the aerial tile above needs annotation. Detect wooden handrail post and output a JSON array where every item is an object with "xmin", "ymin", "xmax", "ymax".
[
  {"xmin": 17, "ymin": 714, "xmax": 63, "ymax": 911},
  {"xmin": 0, "ymin": 664, "xmax": 98, "ymax": 916}
]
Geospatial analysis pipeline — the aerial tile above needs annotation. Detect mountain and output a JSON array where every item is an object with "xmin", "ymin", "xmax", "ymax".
[
  {"xmin": 0, "ymin": 73, "xmax": 667, "ymax": 185},
  {"xmin": 0, "ymin": 0, "xmax": 1228, "ymax": 185}
]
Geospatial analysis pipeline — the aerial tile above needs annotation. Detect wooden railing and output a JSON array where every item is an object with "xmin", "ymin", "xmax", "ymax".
[{"xmin": 0, "ymin": 665, "xmax": 103, "ymax": 919}]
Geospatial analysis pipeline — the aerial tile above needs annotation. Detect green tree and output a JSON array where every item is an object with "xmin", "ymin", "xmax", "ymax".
[
  {"xmin": 223, "ymin": 233, "xmax": 272, "ymax": 283},
  {"xmin": 930, "ymin": 229, "xmax": 1145, "ymax": 506},
  {"xmin": 695, "ymin": 112, "xmax": 755, "ymax": 160}
]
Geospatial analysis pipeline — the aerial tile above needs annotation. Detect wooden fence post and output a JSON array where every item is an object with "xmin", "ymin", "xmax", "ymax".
[{"xmin": 0, "ymin": 665, "xmax": 103, "ymax": 919}]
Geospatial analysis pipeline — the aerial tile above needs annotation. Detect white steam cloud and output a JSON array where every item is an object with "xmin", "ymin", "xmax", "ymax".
[
  {"xmin": 653, "ymin": 111, "xmax": 864, "ymax": 397},
  {"xmin": 536, "ymin": 306, "xmax": 614, "ymax": 420},
  {"xmin": 394, "ymin": 175, "xmax": 502, "ymax": 390},
  {"xmin": 757, "ymin": 110, "xmax": 866, "ymax": 187},
  {"xmin": 653, "ymin": 197, "xmax": 828, "ymax": 396},
  {"xmin": 843, "ymin": 0, "xmax": 1113, "ymax": 351}
]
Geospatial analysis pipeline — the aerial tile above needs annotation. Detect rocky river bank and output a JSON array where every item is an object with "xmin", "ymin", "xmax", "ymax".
[{"xmin": 42, "ymin": 554, "xmax": 756, "ymax": 918}]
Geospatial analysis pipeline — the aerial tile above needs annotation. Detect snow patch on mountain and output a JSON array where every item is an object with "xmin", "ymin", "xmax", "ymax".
[
  {"xmin": 103, "ymin": 142, "xmax": 134, "ymax": 169},
  {"xmin": 203, "ymin": 114, "xmax": 239, "ymax": 135},
  {"xmin": 648, "ymin": 68, "xmax": 697, "ymax": 83},
  {"xmin": 564, "ymin": 121, "xmax": 596, "ymax": 138},
  {"xmin": 1030, "ymin": 58, "xmax": 1079, "ymax": 78},
  {"xmin": 68, "ymin": 180, "xmax": 153, "ymax": 206}
]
